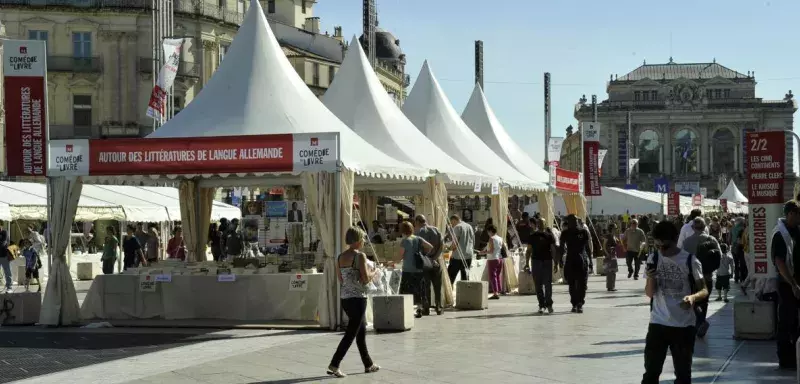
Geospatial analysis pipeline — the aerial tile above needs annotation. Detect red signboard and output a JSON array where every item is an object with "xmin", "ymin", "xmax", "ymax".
[
  {"xmin": 667, "ymin": 192, "xmax": 680, "ymax": 216},
  {"xmin": 48, "ymin": 133, "xmax": 339, "ymax": 176},
  {"xmin": 746, "ymin": 131, "xmax": 786, "ymax": 278},
  {"xmin": 3, "ymin": 40, "xmax": 48, "ymax": 176},
  {"xmin": 582, "ymin": 122, "xmax": 601, "ymax": 196},
  {"xmin": 720, "ymin": 198, "xmax": 728, "ymax": 213},
  {"xmin": 553, "ymin": 167, "xmax": 581, "ymax": 193},
  {"xmin": 692, "ymin": 194, "xmax": 703, "ymax": 207}
]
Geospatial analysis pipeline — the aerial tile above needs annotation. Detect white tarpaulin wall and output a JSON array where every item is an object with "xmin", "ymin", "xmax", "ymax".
[{"xmin": 0, "ymin": 181, "xmax": 123, "ymax": 221}]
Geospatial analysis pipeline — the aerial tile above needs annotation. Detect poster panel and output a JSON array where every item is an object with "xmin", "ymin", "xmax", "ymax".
[
  {"xmin": 747, "ymin": 131, "xmax": 785, "ymax": 279},
  {"xmin": 3, "ymin": 39, "xmax": 48, "ymax": 176},
  {"xmin": 547, "ymin": 137, "xmax": 564, "ymax": 167},
  {"xmin": 581, "ymin": 122, "xmax": 601, "ymax": 196},
  {"xmin": 549, "ymin": 166, "xmax": 580, "ymax": 193},
  {"xmin": 667, "ymin": 192, "xmax": 680, "ymax": 216}
]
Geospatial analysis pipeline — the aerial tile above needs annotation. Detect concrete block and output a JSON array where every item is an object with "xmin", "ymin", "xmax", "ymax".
[
  {"xmin": 455, "ymin": 281, "xmax": 488, "ymax": 310},
  {"xmin": 371, "ymin": 295, "xmax": 413, "ymax": 332},
  {"xmin": 595, "ymin": 258, "xmax": 605, "ymax": 276},
  {"xmin": 517, "ymin": 271, "xmax": 536, "ymax": 295},
  {"xmin": 733, "ymin": 298, "xmax": 775, "ymax": 340},
  {"xmin": 16, "ymin": 265, "xmax": 26, "ymax": 285},
  {"xmin": 0, "ymin": 291, "xmax": 42, "ymax": 325},
  {"xmin": 77, "ymin": 262, "xmax": 97, "ymax": 281}
]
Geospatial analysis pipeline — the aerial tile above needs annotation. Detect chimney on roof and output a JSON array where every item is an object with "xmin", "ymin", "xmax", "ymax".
[
  {"xmin": 747, "ymin": 71, "xmax": 751, "ymax": 77},
  {"xmin": 332, "ymin": 25, "xmax": 343, "ymax": 42},
  {"xmin": 304, "ymin": 17, "xmax": 320, "ymax": 34}
]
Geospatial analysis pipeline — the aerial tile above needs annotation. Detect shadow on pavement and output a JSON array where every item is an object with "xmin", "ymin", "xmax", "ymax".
[
  {"xmin": 247, "ymin": 376, "xmax": 332, "ymax": 383},
  {"xmin": 0, "ymin": 329, "xmax": 308, "ymax": 383}
]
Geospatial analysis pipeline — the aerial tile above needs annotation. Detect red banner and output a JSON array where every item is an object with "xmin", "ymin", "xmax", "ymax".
[
  {"xmin": 746, "ymin": 131, "xmax": 786, "ymax": 278},
  {"xmin": 3, "ymin": 40, "xmax": 48, "ymax": 177},
  {"xmin": 582, "ymin": 122, "xmax": 601, "ymax": 196},
  {"xmin": 552, "ymin": 167, "xmax": 581, "ymax": 193},
  {"xmin": 692, "ymin": 194, "xmax": 703, "ymax": 206},
  {"xmin": 48, "ymin": 133, "xmax": 339, "ymax": 176},
  {"xmin": 720, "ymin": 198, "xmax": 728, "ymax": 212},
  {"xmin": 667, "ymin": 192, "xmax": 680, "ymax": 215}
]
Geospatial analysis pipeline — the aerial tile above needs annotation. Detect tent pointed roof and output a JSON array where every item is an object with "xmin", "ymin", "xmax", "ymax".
[
  {"xmin": 146, "ymin": 0, "xmax": 427, "ymax": 180},
  {"xmin": 461, "ymin": 83, "xmax": 550, "ymax": 183},
  {"xmin": 322, "ymin": 37, "xmax": 488, "ymax": 186},
  {"xmin": 719, "ymin": 179, "xmax": 748, "ymax": 203},
  {"xmin": 402, "ymin": 62, "xmax": 545, "ymax": 191}
]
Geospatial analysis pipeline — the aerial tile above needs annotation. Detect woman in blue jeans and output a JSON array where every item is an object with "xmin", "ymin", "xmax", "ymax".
[{"xmin": 327, "ymin": 227, "xmax": 381, "ymax": 378}]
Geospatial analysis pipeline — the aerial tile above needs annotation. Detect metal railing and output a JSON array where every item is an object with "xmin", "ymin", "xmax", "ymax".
[
  {"xmin": 138, "ymin": 57, "xmax": 200, "ymax": 78},
  {"xmin": 0, "ymin": 0, "xmax": 244, "ymax": 25},
  {"xmin": 47, "ymin": 56, "xmax": 103, "ymax": 72}
]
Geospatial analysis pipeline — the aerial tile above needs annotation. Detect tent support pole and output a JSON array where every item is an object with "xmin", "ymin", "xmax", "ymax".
[
  {"xmin": 334, "ymin": 134, "xmax": 343, "ymax": 330},
  {"xmin": 45, "ymin": 177, "xmax": 52, "ymax": 274}
]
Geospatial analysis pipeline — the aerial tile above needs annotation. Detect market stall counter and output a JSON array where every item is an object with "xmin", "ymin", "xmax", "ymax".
[{"xmin": 81, "ymin": 269, "xmax": 323, "ymax": 323}]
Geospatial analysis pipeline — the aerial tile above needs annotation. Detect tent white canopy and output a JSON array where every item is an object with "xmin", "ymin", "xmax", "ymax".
[
  {"xmin": 402, "ymin": 62, "xmax": 545, "ymax": 191},
  {"xmin": 145, "ymin": 2, "xmax": 428, "ymax": 182},
  {"xmin": 524, "ymin": 187, "xmax": 684, "ymax": 216},
  {"xmin": 0, "ymin": 181, "xmax": 123, "ymax": 221},
  {"xmin": 718, "ymin": 180, "xmax": 748, "ymax": 203},
  {"xmin": 461, "ymin": 83, "xmax": 550, "ymax": 184},
  {"xmin": 323, "ymin": 37, "xmax": 489, "ymax": 187}
]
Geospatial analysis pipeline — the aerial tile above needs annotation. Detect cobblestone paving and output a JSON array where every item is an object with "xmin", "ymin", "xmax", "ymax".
[{"xmin": 2, "ymin": 271, "xmax": 795, "ymax": 384}]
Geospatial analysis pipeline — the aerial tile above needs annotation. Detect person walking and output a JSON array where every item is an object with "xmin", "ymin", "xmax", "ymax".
[
  {"xmin": 414, "ymin": 215, "xmax": 444, "ymax": 315},
  {"xmin": 715, "ymin": 243, "xmax": 734, "ymax": 303},
  {"xmin": 677, "ymin": 209, "xmax": 704, "ymax": 248},
  {"xmin": 526, "ymin": 218, "xmax": 556, "ymax": 314},
  {"xmin": 642, "ymin": 220, "xmax": 707, "ymax": 384},
  {"xmin": 772, "ymin": 200, "xmax": 800, "ymax": 369},
  {"xmin": 558, "ymin": 215, "xmax": 593, "ymax": 313},
  {"xmin": 603, "ymin": 223, "xmax": 621, "ymax": 292},
  {"xmin": 326, "ymin": 227, "xmax": 380, "ymax": 378},
  {"xmin": 122, "ymin": 225, "xmax": 146, "ymax": 270},
  {"xmin": 447, "ymin": 214, "xmax": 474, "ymax": 284},
  {"xmin": 680, "ymin": 217, "xmax": 721, "ymax": 339},
  {"xmin": 21, "ymin": 239, "xmax": 42, "ymax": 292},
  {"xmin": 730, "ymin": 218, "xmax": 746, "ymax": 283},
  {"xmin": 101, "ymin": 226, "xmax": 119, "ymax": 275},
  {"xmin": 624, "ymin": 219, "xmax": 647, "ymax": 280},
  {"xmin": 397, "ymin": 221, "xmax": 433, "ymax": 318},
  {"xmin": 481, "ymin": 224, "xmax": 504, "ymax": 300}
]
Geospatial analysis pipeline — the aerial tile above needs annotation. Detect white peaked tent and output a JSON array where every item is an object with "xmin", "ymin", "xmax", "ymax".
[
  {"xmin": 323, "ymin": 37, "xmax": 489, "ymax": 187},
  {"xmin": 43, "ymin": 0, "xmax": 427, "ymax": 329},
  {"xmin": 461, "ymin": 83, "xmax": 550, "ymax": 184},
  {"xmin": 718, "ymin": 180, "xmax": 748, "ymax": 203},
  {"xmin": 402, "ymin": 62, "xmax": 545, "ymax": 191}
]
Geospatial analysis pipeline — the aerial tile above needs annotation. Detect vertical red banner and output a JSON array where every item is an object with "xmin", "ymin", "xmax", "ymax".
[
  {"xmin": 582, "ymin": 122, "xmax": 601, "ymax": 196},
  {"xmin": 746, "ymin": 131, "xmax": 786, "ymax": 278},
  {"xmin": 667, "ymin": 192, "xmax": 680, "ymax": 215},
  {"xmin": 3, "ymin": 39, "xmax": 48, "ymax": 176},
  {"xmin": 720, "ymin": 198, "xmax": 728, "ymax": 213}
]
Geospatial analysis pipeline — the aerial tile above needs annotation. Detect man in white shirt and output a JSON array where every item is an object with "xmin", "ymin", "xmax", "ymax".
[
  {"xmin": 676, "ymin": 209, "xmax": 705, "ymax": 248},
  {"xmin": 643, "ymin": 220, "xmax": 708, "ymax": 383}
]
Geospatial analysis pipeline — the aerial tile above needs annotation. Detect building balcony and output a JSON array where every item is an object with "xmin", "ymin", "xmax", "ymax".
[
  {"xmin": 0, "ymin": 0, "xmax": 244, "ymax": 26},
  {"xmin": 137, "ymin": 57, "xmax": 200, "ymax": 78},
  {"xmin": 48, "ymin": 56, "xmax": 103, "ymax": 73}
]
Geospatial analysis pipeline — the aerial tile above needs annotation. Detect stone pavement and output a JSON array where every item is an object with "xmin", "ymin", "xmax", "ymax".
[{"xmin": 2, "ymin": 271, "xmax": 795, "ymax": 384}]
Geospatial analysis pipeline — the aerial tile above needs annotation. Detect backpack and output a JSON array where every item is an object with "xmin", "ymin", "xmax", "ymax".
[{"xmin": 695, "ymin": 234, "xmax": 721, "ymax": 275}]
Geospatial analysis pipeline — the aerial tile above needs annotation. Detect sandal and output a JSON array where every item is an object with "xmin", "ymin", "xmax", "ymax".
[
  {"xmin": 326, "ymin": 366, "xmax": 346, "ymax": 378},
  {"xmin": 365, "ymin": 365, "xmax": 380, "ymax": 373}
]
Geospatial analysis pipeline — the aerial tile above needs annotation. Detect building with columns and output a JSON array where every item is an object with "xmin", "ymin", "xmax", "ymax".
[
  {"xmin": 0, "ymin": 0, "xmax": 408, "ymax": 181},
  {"xmin": 573, "ymin": 59, "xmax": 797, "ymax": 197}
]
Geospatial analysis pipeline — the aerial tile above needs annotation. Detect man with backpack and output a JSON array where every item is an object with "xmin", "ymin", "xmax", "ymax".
[
  {"xmin": 681, "ymin": 217, "xmax": 721, "ymax": 339},
  {"xmin": 643, "ymin": 221, "xmax": 708, "ymax": 383}
]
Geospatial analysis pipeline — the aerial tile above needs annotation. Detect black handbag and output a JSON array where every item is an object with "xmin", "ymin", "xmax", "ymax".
[{"xmin": 413, "ymin": 237, "xmax": 437, "ymax": 271}]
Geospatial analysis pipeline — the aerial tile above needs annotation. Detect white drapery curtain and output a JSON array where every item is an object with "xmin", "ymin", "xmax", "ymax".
[
  {"xmin": 536, "ymin": 191, "xmax": 556, "ymax": 229},
  {"xmin": 178, "ymin": 179, "xmax": 215, "ymax": 262},
  {"xmin": 356, "ymin": 190, "xmax": 378, "ymax": 224},
  {"xmin": 490, "ymin": 186, "xmax": 509, "ymax": 240},
  {"xmin": 419, "ymin": 178, "xmax": 454, "ymax": 306},
  {"xmin": 39, "ymin": 176, "xmax": 82, "ymax": 326},
  {"xmin": 303, "ymin": 169, "xmax": 354, "ymax": 330}
]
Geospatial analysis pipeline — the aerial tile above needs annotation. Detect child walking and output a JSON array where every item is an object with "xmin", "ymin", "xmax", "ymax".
[
  {"xmin": 715, "ymin": 243, "xmax": 734, "ymax": 303},
  {"xmin": 603, "ymin": 223, "xmax": 620, "ymax": 291},
  {"xmin": 22, "ymin": 239, "xmax": 42, "ymax": 292}
]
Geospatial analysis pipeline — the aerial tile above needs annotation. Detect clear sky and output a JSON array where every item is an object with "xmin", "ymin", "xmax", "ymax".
[{"xmin": 315, "ymin": 0, "xmax": 800, "ymax": 170}]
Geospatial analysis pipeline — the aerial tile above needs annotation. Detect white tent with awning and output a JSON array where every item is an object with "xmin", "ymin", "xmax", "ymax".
[
  {"xmin": 402, "ymin": 61, "xmax": 545, "ymax": 191},
  {"xmin": 461, "ymin": 83, "xmax": 550, "ymax": 184},
  {"xmin": 0, "ymin": 181, "xmax": 123, "ymax": 221},
  {"xmin": 718, "ymin": 180, "xmax": 748, "ymax": 204}
]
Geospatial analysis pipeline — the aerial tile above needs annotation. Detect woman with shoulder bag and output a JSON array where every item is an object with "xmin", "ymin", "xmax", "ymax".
[
  {"xmin": 327, "ymin": 227, "xmax": 381, "ymax": 378},
  {"xmin": 396, "ymin": 221, "xmax": 433, "ymax": 318},
  {"xmin": 479, "ymin": 224, "xmax": 504, "ymax": 300}
]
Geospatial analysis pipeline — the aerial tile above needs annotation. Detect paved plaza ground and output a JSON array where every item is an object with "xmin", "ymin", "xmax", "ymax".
[{"xmin": 0, "ymin": 271, "xmax": 794, "ymax": 384}]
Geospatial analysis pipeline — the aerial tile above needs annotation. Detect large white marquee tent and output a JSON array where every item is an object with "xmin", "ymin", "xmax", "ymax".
[{"xmin": 718, "ymin": 179, "xmax": 749, "ymax": 204}]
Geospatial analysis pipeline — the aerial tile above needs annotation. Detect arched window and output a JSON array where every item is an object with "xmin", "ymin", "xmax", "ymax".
[
  {"xmin": 711, "ymin": 128, "xmax": 735, "ymax": 175},
  {"xmin": 638, "ymin": 130, "xmax": 660, "ymax": 174},
  {"xmin": 673, "ymin": 129, "xmax": 698, "ymax": 174}
]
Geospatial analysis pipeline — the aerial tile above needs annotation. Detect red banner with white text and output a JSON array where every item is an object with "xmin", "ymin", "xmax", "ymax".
[
  {"xmin": 720, "ymin": 198, "xmax": 728, "ymax": 213},
  {"xmin": 667, "ymin": 192, "xmax": 680, "ymax": 216},
  {"xmin": 581, "ymin": 122, "xmax": 601, "ymax": 196},
  {"xmin": 3, "ymin": 39, "xmax": 48, "ymax": 176},
  {"xmin": 48, "ymin": 133, "xmax": 339, "ymax": 176},
  {"xmin": 549, "ymin": 167, "xmax": 581, "ymax": 193}
]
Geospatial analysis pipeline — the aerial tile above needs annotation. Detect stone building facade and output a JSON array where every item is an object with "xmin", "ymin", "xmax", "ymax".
[{"xmin": 573, "ymin": 59, "xmax": 797, "ymax": 197}]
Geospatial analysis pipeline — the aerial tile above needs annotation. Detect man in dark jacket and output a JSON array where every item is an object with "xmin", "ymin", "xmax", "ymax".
[
  {"xmin": 415, "ymin": 214, "xmax": 444, "ymax": 316},
  {"xmin": 0, "ymin": 222, "xmax": 10, "ymax": 293},
  {"xmin": 773, "ymin": 200, "xmax": 800, "ymax": 369},
  {"xmin": 559, "ymin": 214, "xmax": 593, "ymax": 313}
]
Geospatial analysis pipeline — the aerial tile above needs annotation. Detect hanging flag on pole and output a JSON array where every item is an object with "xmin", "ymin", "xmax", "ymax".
[{"xmin": 146, "ymin": 38, "xmax": 184, "ymax": 121}]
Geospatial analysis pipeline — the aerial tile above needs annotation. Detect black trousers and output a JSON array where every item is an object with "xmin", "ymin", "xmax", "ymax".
[
  {"xmin": 448, "ymin": 258, "xmax": 472, "ymax": 284},
  {"xmin": 330, "ymin": 298, "xmax": 373, "ymax": 369},
  {"xmin": 564, "ymin": 262, "xmax": 588, "ymax": 307},
  {"xmin": 400, "ymin": 272, "xmax": 424, "ymax": 306},
  {"xmin": 733, "ymin": 246, "xmax": 748, "ymax": 282},
  {"xmin": 423, "ymin": 265, "xmax": 443, "ymax": 312},
  {"xmin": 626, "ymin": 251, "xmax": 641, "ymax": 276},
  {"xmin": 102, "ymin": 259, "xmax": 115, "ymax": 275},
  {"xmin": 695, "ymin": 274, "xmax": 713, "ymax": 328},
  {"xmin": 531, "ymin": 259, "xmax": 553, "ymax": 308},
  {"xmin": 642, "ymin": 323, "xmax": 696, "ymax": 384},
  {"xmin": 776, "ymin": 282, "xmax": 799, "ymax": 367}
]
